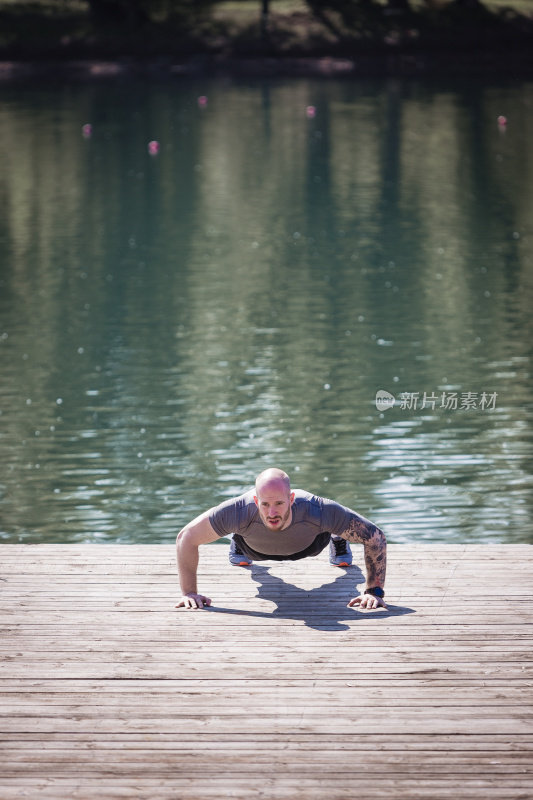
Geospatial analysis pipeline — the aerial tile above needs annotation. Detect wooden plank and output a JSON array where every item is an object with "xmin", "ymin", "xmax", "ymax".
[
  {"xmin": 1, "ymin": 713, "xmax": 531, "ymax": 735},
  {"xmin": 3, "ymin": 629, "xmax": 532, "ymax": 640},
  {"xmin": 0, "ymin": 779, "xmax": 531, "ymax": 800},
  {"xmin": 2, "ymin": 743, "xmax": 533, "ymax": 762},
  {"xmin": 1, "ymin": 664, "xmax": 532, "ymax": 679},
  {"xmin": 2, "ymin": 732, "xmax": 533, "ymax": 747},
  {"xmin": 1, "ymin": 683, "xmax": 532, "ymax": 699},
  {"xmin": 1, "ymin": 755, "xmax": 532, "ymax": 775},
  {"xmin": 0, "ymin": 691, "xmax": 530, "ymax": 707}
]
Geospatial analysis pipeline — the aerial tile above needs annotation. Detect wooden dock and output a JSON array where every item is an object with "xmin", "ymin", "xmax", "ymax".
[{"xmin": 1, "ymin": 543, "xmax": 532, "ymax": 799}]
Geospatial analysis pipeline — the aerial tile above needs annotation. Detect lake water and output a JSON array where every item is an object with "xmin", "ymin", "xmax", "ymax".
[{"xmin": 0, "ymin": 75, "xmax": 532, "ymax": 545}]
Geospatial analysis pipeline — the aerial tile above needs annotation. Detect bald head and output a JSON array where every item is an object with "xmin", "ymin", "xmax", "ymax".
[
  {"xmin": 254, "ymin": 469, "xmax": 294, "ymax": 531},
  {"xmin": 255, "ymin": 468, "xmax": 291, "ymax": 496}
]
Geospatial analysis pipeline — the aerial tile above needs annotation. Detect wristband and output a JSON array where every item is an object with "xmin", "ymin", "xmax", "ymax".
[{"xmin": 365, "ymin": 586, "xmax": 385, "ymax": 598}]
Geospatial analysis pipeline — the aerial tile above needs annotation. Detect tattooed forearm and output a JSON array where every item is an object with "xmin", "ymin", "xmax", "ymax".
[
  {"xmin": 364, "ymin": 531, "xmax": 387, "ymax": 587},
  {"xmin": 339, "ymin": 516, "xmax": 387, "ymax": 587}
]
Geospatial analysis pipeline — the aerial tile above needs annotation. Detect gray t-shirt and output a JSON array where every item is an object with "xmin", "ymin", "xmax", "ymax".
[{"xmin": 208, "ymin": 489, "xmax": 368, "ymax": 556}]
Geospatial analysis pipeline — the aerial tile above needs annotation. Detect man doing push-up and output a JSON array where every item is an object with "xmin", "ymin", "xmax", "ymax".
[{"xmin": 175, "ymin": 467, "xmax": 387, "ymax": 611}]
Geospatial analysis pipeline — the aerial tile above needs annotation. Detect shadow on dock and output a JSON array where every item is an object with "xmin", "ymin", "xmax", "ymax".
[{"xmin": 206, "ymin": 564, "xmax": 416, "ymax": 631}]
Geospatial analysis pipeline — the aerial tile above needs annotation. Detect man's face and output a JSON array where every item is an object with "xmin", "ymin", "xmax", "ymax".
[{"xmin": 254, "ymin": 483, "xmax": 295, "ymax": 531}]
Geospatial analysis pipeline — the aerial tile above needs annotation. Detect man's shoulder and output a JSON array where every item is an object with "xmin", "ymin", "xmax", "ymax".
[
  {"xmin": 213, "ymin": 489, "xmax": 256, "ymax": 514},
  {"xmin": 208, "ymin": 489, "xmax": 257, "ymax": 536},
  {"xmin": 292, "ymin": 489, "xmax": 325, "ymax": 523},
  {"xmin": 211, "ymin": 489, "xmax": 258, "ymax": 520},
  {"xmin": 293, "ymin": 489, "xmax": 356, "ymax": 519},
  {"xmin": 293, "ymin": 489, "xmax": 321, "ymax": 506},
  {"xmin": 293, "ymin": 489, "xmax": 341, "ymax": 507}
]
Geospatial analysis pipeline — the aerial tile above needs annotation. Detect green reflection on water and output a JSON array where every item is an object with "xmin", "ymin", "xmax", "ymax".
[{"xmin": 0, "ymin": 77, "xmax": 532, "ymax": 544}]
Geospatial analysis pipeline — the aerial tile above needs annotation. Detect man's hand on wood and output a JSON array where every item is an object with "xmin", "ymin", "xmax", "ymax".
[
  {"xmin": 348, "ymin": 593, "xmax": 387, "ymax": 610},
  {"xmin": 176, "ymin": 593, "xmax": 212, "ymax": 610}
]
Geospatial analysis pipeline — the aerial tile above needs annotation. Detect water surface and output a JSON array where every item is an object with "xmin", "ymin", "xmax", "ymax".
[{"xmin": 0, "ymin": 76, "xmax": 532, "ymax": 544}]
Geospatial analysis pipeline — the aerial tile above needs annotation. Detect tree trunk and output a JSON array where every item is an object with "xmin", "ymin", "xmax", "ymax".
[{"xmin": 260, "ymin": 0, "xmax": 270, "ymax": 40}]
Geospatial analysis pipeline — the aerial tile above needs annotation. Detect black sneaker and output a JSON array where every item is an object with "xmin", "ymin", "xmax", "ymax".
[{"xmin": 329, "ymin": 537, "xmax": 353, "ymax": 567}]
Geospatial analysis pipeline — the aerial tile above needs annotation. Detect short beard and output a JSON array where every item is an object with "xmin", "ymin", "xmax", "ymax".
[{"xmin": 266, "ymin": 506, "xmax": 291, "ymax": 528}]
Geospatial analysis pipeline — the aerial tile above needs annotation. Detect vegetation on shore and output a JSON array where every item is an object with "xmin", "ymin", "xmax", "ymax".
[{"xmin": 0, "ymin": 0, "xmax": 532, "ymax": 67}]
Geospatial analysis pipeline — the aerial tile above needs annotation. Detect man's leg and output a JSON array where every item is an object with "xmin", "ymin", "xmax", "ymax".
[
  {"xmin": 230, "ymin": 532, "xmax": 332, "ymax": 565},
  {"xmin": 329, "ymin": 535, "xmax": 353, "ymax": 567},
  {"xmin": 229, "ymin": 534, "xmax": 253, "ymax": 567}
]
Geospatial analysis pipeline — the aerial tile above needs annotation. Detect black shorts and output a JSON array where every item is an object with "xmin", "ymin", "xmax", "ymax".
[{"xmin": 232, "ymin": 531, "xmax": 332, "ymax": 562}]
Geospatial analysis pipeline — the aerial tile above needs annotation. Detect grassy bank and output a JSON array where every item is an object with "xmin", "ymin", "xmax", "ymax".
[{"xmin": 0, "ymin": 0, "xmax": 532, "ymax": 73}]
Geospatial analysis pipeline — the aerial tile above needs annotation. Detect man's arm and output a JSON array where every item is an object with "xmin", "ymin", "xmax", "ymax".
[
  {"xmin": 339, "ymin": 517, "xmax": 387, "ymax": 609},
  {"xmin": 175, "ymin": 511, "xmax": 221, "ymax": 609}
]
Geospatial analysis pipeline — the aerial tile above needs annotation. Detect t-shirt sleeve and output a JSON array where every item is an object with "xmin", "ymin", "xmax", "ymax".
[
  {"xmin": 321, "ymin": 497, "xmax": 376, "ymax": 538},
  {"xmin": 208, "ymin": 496, "xmax": 242, "ymax": 538}
]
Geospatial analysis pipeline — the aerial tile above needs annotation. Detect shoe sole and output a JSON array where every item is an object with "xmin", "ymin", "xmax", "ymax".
[
  {"xmin": 230, "ymin": 561, "xmax": 252, "ymax": 567},
  {"xmin": 331, "ymin": 561, "xmax": 351, "ymax": 567}
]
